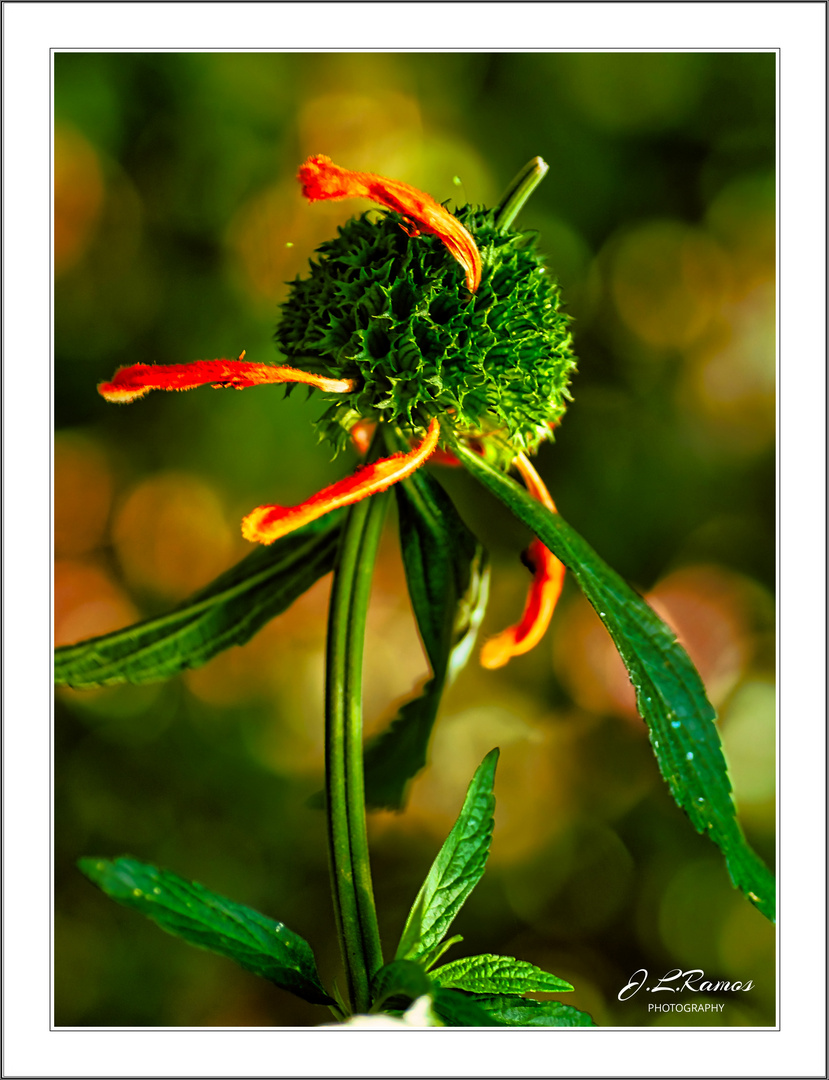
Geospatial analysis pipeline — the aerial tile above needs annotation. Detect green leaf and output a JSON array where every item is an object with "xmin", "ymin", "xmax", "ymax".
[
  {"xmin": 431, "ymin": 988, "xmax": 507, "ymax": 1027},
  {"xmin": 78, "ymin": 856, "xmax": 334, "ymax": 1006},
  {"xmin": 55, "ymin": 515, "xmax": 342, "ymax": 689},
  {"xmin": 455, "ymin": 443, "xmax": 775, "ymax": 922},
  {"xmin": 419, "ymin": 934, "xmax": 464, "ymax": 972},
  {"xmin": 363, "ymin": 462, "xmax": 489, "ymax": 809},
  {"xmin": 396, "ymin": 748, "xmax": 499, "ymax": 962},
  {"xmin": 432, "ymin": 953, "xmax": 573, "ymax": 995},
  {"xmin": 471, "ymin": 994, "xmax": 595, "ymax": 1027},
  {"xmin": 370, "ymin": 959, "xmax": 434, "ymax": 1011}
]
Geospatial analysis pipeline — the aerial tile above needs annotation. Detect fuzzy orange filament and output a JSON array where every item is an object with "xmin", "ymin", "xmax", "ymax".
[
  {"xmin": 297, "ymin": 154, "xmax": 482, "ymax": 293},
  {"xmin": 242, "ymin": 417, "xmax": 441, "ymax": 545},
  {"xmin": 479, "ymin": 453, "xmax": 566, "ymax": 669}
]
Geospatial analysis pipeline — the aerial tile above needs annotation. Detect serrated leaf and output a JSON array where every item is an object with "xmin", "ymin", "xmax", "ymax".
[
  {"xmin": 370, "ymin": 959, "xmax": 434, "ymax": 1011},
  {"xmin": 55, "ymin": 515, "xmax": 341, "ymax": 689},
  {"xmin": 396, "ymin": 748, "xmax": 499, "ymax": 962},
  {"xmin": 471, "ymin": 994, "xmax": 595, "ymax": 1027},
  {"xmin": 431, "ymin": 953, "xmax": 573, "ymax": 995},
  {"xmin": 455, "ymin": 444, "xmax": 775, "ymax": 922},
  {"xmin": 78, "ymin": 856, "xmax": 333, "ymax": 1006},
  {"xmin": 431, "ymin": 987, "xmax": 507, "ymax": 1027},
  {"xmin": 363, "ymin": 464, "xmax": 489, "ymax": 809}
]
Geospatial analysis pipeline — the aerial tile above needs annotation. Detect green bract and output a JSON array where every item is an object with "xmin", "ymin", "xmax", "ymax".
[{"xmin": 275, "ymin": 207, "xmax": 577, "ymax": 457}]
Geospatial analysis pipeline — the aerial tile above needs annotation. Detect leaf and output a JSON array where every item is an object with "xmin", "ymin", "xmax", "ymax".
[
  {"xmin": 419, "ymin": 933, "xmax": 464, "ymax": 972},
  {"xmin": 363, "ymin": 465, "xmax": 489, "ymax": 809},
  {"xmin": 78, "ymin": 856, "xmax": 334, "ymax": 1006},
  {"xmin": 431, "ymin": 988, "xmax": 507, "ymax": 1027},
  {"xmin": 471, "ymin": 994, "xmax": 596, "ymax": 1027},
  {"xmin": 455, "ymin": 443, "xmax": 776, "ymax": 922},
  {"xmin": 396, "ymin": 748, "xmax": 499, "ymax": 962},
  {"xmin": 370, "ymin": 959, "xmax": 434, "ymax": 1011},
  {"xmin": 431, "ymin": 953, "xmax": 573, "ymax": 995},
  {"xmin": 55, "ymin": 515, "xmax": 342, "ymax": 689}
]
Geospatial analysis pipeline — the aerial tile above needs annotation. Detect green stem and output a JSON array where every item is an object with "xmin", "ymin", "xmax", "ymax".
[
  {"xmin": 493, "ymin": 156, "xmax": 549, "ymax": 232},
  {"xmin": 325, "ymin": 468, "xmax": 387, "ymax": 1014}
]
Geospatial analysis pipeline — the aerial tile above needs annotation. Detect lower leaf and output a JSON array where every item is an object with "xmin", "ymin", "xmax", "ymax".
[
  {"xmin": 432, "ymin": 988, "xmax": 507, "ymax": 1027},
  {"xmin": 78, "ymin": 856, "xmax": 334, "ymax": 1006},
  {"xmin": 472, "ymin": 994, "xmax": 596, "ymax": 1027},
  {"xmin": 370, "ymin": 959, "xmax": 434, "ymax": 1011},
  {"xmin": 431, "ymin": 953, "xmax": 573, "ymax": 995}
]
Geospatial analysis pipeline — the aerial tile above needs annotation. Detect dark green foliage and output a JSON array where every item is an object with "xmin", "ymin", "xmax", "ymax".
[
  {"xmin": 363, "ymin": 460, "xmax": 488, "ymax": 809},
  {"xmin": 78, "ymin": 857, "xmax": 334, "ymax": 1006},
  {"xmin": 396, "ymin": 749, "xmax": 499, "ymax": 963},
  {"xmin": 54, "ymin": 515, "xmax": 341, "ymax": 688},
  {"xmin": 370, "ymin": 959, "xmax": 434, "ymax": 1011},
  {"xmin": 469, "ymin": 995, "xmax": 595, "ymax": 1027},
  {"xmin": 431, "ymin": 988, "xmax": 508, "ymax": 1027},
  {"xmin": 275, "ymin": 209, "xmax": 577, "ymax": 457},
  {"xmin": 455, "ymin": 442, "xmax": 776, "ymax": 922}
]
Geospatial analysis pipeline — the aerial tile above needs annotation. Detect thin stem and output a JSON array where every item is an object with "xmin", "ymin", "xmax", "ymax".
[
  {"xmin": 493, "ymin": 156, "xmax": 549, "ymax": 232},
  {"xmin": 325, "ymin": 452, "xmax": 387, "ymax": 1014}
]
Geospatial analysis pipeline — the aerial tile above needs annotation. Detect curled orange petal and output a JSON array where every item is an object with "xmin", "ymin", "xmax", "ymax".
[
  {"xmin": 98, "ymin": 357, "xmax": 355, "ymax": 403},
  {"xmin": 242, "ymin": 417, "xmax": 441, "ymax": 545},
  {"xmin": 479, "ymin": 453, "xmax": 566, "ymax": 669},
  {"xmin": 297, "ymin": 154, "xmax": 482, "ymax": 293}
]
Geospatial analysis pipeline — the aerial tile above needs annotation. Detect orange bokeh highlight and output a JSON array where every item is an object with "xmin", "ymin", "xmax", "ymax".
[
  {"xmin": 553, "ymin": 564, "xmax": 757, "ymax": 724},
  {"xmin": 111, "ymin": 472, "xmax": 237, "ymax": 600},
  {"xmin": 610, "ymin": 221, "xmax": 731, "ymax": 350},
  {"xmin": 55, "ymin": 559, "xmax": 138, "ymax": 647},
  {"xmin": 54, "ymin": 432, "xmax": 114, "ymax": 558},
  {"xmin": 54, "ymin": 126, "xmax": 105, "ymax": 276}
]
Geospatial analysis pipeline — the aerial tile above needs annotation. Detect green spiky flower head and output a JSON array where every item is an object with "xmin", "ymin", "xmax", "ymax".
[{"xmin": 275, "ymin": 169, "xmax": 577, "ymax": 462}]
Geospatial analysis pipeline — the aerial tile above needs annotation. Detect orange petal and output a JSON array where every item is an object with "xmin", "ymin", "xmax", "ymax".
[
  {"xmin": 242, "ymin": 417, "xmax": 441, "ymax": 545},
  {"xmin": 98, "ymin": 358, "xmax": 355, "ymax": 403},
  {"xmin": 297, "ymin": 154, "xmax": 482, "ymax": 293},
  {"xmin": 480, "ymin": 453, "xmax": 566, "ymax": 669}
]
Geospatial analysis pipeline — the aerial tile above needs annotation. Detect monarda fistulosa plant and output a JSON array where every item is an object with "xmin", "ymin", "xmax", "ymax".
[{"xmin": 55, "ymin": 154, "xmax": 775, "ymax": 1027}]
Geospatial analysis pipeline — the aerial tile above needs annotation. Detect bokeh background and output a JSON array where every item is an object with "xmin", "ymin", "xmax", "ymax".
[{"xmin": 54, "ymin": 52, "xmax": 776, "ymax": 1028}]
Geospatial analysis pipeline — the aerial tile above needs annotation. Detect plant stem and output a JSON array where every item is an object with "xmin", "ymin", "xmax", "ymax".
[
  {"xmin": 325, "ymin": 476, "xmax": 387, "ymax": 1014},
  {"xmin": 493, "ymin": 156, "xmax": 549, "ymax": 232}
]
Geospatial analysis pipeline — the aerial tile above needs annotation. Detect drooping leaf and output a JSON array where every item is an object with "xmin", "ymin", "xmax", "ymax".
[
  {"xmin": 78, "ymin": 856, "xmax": 334, "ymax": 1006},
  {"xmin": 471, "ymin": 994, "xmax": 595, "ymax": 1027},
  {"xmin": 431, "ymin": 953, "xmax": 573, "ymax": 995},
  {"xmin": 370, "ymin": 959, "xmax": 434, "ymax": 1011},
  {"xmin": 396, "ymin": 748, "xmax": 499, "ymax": 962},
  {"xmin": 455, "ymin": 443, "xmax": 775, "ymax": 922},
  {"xmin": 362, "ymin": 462, "xmax": 489, "ymax": 810},
  {"xmin": 55, "ymin": 514, "xmax": 342, "ymax": 689},
  {"xmin": 431, "ymin": 987, "xmax": 507, "ymax": 1027}
]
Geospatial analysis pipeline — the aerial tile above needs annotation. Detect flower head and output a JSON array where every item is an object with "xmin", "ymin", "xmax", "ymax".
[{"xmin": 96, "ymin": 157, "xmax": 576, "ymax": 666}]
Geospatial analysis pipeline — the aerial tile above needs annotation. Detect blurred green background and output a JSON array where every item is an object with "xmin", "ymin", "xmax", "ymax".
[{"xmin": 54, "ymin": 52, "xmax": 776, "ymax": 1028}]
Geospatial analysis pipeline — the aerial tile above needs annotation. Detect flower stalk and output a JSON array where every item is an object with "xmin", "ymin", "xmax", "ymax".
[{"xmin": 324, "ymin": 437, "xmax": 388, "ymax": 1013}]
